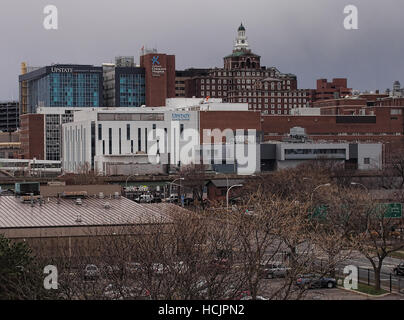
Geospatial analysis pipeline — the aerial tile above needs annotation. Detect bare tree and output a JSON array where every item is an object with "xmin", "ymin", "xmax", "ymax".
[
  {"xmin": 180, "ymin": 164, "xmax": 207, "ymax": 209},
  {"xmin": 341, "ymin": 190, "xmax": 404, "ymax": 291}
]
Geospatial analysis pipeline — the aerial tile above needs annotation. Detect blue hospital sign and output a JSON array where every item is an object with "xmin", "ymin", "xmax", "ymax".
[
  {"xmin": 152, "ymin": 56, "xmax": 160, "ymax": 65},
  {"xmin": 172, "ymin": 113, "xmax": 190, "ymax": 121}
]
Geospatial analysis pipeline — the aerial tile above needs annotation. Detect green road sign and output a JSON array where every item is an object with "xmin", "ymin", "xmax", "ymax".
[
  {"xmin": 382, "ymin": 203, "xmax": 402, "ymax": 218},
  {"xmin": 310, "ymin": 205, "xmax": 328, "ymax": 219}
]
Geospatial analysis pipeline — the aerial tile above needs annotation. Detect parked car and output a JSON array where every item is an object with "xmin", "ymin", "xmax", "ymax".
[
  {"xmin": 134, "ymin": 194, "xmax": 154, "ymax": 203},
  {"xmin": 171, "ymin": 261, "xmax": 189, "ymax": 274},
  {"xmin": 224, "ymin": 288, "xmax": 251, "ymax": 300},
  {"xmin": 240, "ymin": 295, "xmax": 269, "ymax": 300},
  {"xmin": 126, "ymin": 262, "xmax": 143, "ymax": 274},
  {"xmin": 103, "ymin": 284, "xmax": 151, "ymax": 300},
  {"xmin": 296, "ymin": 274, "xmax": 337, "ymax": 289},
  {"xmin": 190, "ymin": 280, "xmax": 209, "ymax": 299},
  {"xmin": 153, "ymin": 196, "xmax": 162, "ymax": 203},
  {"xmin": 183, "ymin": 197, "xmax": 194, "ymax": 206},
  {"xmin": 393, "ymin": 263, "xmax": 404, "ymax": 276},
  {"xmin": 102, "ymin": 264, "xmax": 124, "ymax": 278},
  {"xmin": 260, "ymin": 262, "xmax": 290, "ymax": 279},
  {"xmin": 83, "ymin": 264, "xmax": 100, "ymax": 281},
  {"xmin": 165, "ymin": 195, "xmax": 179, "ymax": 203},
  {"xmin": 151, "ymin": 263, "xmax": 170, "ymax": 275}
]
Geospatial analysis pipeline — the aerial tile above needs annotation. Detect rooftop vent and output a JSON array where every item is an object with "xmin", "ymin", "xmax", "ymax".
[
  {"xmin": 62, "ymin": 191, "xmax": 88, "ymax": 198},
  {"xmin": 75, "ymin": 198, "xmax": 82, "ymax": 205},
  {"xmin": 99, "ymin": 192, "xmax": 104, "ymax": 199},
  {"xmin": 20, "ymin": 195, "xmax": 41, "ymax": 204},
  {"xmin": 104, "ymin": 202, "xmax": 111, "ymax": 209},
  {"xmin": 114, "ymin": 192, "xmax": 120, "ymax": 199},
  {"xmin": 75, "ymin": 214, "xmax": 82, "ymax": 223}
]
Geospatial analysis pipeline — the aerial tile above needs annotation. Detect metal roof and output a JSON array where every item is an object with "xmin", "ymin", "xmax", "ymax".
[
  {"xmin": 0, "ymin": 196, "xmax": 176, "ymax": 229},
  {"xmin": 207, "ymin": 179, "xmax": 244, "ymax": 188}
]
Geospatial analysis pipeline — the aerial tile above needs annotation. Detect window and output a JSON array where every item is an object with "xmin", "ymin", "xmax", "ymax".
[
  {"xmin": 138, "ymin": 128, "xmax": 141, "ymax": 152},
  {"xmin": 119, "ymin": 128, "xmax": 122, "ymax": 154},
  {"xmin": 145, "ymin": 128, "xmax": 148, "ymax": 153},
  {"xmin": 108, "ymin": 128, "xmax": 112, "ymax": 155},
  {"xmin": 364, "ymin": 158, "xmax": 370, "ymax": 165},
  {"xmin": 391, "ymin": 109, "xmax": 402, "ymax": 115},
  {"xmin": 98, "ymin": 124, "xmax": 102, "ymax": 140},
  {"xmin": 127, "ymin": 124, "xmax": 130, "ymax": 140}
]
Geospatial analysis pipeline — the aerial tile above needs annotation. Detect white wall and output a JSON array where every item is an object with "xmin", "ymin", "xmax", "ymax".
[
  {"xmin": 62, "ymin": 109, "xmax": 200, "ymax": 173},
  {"xmin": 357, "ymin": 144, "xmax": 383, "ymax": 170}
]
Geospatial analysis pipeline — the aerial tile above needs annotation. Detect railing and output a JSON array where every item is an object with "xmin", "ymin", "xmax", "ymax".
[{"xmin": 335, "ymin": 265, "xmax": 404, "ymax": 294}]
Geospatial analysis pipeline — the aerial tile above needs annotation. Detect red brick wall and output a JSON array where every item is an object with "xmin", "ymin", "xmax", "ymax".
[
  {"xmin": 199, "ymin": 111, "xmax": 262, "ymax": 143},
  {"xmin": 19, "ymin": 114, "xmax": 44, "ymax": 160},
  {"xmin": 140, "ymin": 53, "xmax": 176, "ymax": 107},
  {"xmin": 377, "ymin": 98, "xmax": 404, "ymax": 106},
  {"xmin": 261, "ymin": 107, "xmax": 404, "ymax": 163}
]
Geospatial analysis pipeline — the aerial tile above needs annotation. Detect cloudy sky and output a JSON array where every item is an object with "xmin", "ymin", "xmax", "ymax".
[{"xmin": 0, "ymin": 0, "xmax": 403, "ymax": 99}]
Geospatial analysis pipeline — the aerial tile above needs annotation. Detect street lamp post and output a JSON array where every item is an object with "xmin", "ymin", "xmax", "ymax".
[
  {"xmin": 351, "ymin": 182, "xmax": 369, "ymax": 193},
  {"xmin": 169, "ymin": 178, "xmax": 184, "ymax": 203},
  {"xmin": 310, "ymin": 183, "xmax": 331, "ymax": 202},
  {"xmin": 125, "ymin": 174, "xmax": 139, "ymax": 188},
  {"xmin": 226, "ymin": 184, "xmax": 243, "ymax": 212},
  {"xmin": 252, "ymin": 174, "xmax": 265, "ymax": 188}
]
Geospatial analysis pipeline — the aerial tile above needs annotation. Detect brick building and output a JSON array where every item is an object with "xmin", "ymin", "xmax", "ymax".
[
  {"xmin": 184, "ymin": 23, "xmax": 315, "ymax": 115},
  {"xmin": 140, "ymin": 51, "xmax": 176, "ymax": 107},
  {"xmin": 175, "ymin": 69, "xmax": 210, "ymax": 97},
  {"xmin": 199, "ymin": 110, "xmax": 262, "ymax": 144},
  {"xmin": 261, "ymin": 102, "xmax": 404, "ymax": 164},
  {"xmin": 19, "ymin": 114, "xmax": 44, "ymax": 159},
  {"xmin": 314, "ymin": 78, "xmax": 352, "ymax": 101},
  {"xmin": 0, "ymin": 101, "xmax": 19, "ymax": 132}
]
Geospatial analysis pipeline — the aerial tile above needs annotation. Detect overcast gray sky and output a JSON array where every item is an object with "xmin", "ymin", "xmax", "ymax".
[{"xmin": 1, "ymin": 0, "xmax": 403, "ymax": 99}]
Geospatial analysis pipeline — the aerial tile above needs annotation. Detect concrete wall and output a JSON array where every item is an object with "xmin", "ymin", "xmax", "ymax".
[
  {"xmin": 40, "ymin": 184, "xmax": 121, "ymax": 197},
  {"xmin": 357, "ymin": 144, "xmax": 383, "ymax": 170}
]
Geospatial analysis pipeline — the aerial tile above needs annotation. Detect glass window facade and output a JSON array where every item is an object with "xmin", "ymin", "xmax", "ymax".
[
  {"xmin": 118, "ymin": 74, "xmax": 145, "ymax": 107},
  {"xmin": 21, "ymin": 66, "xmax": 103, "ymax": 113}
]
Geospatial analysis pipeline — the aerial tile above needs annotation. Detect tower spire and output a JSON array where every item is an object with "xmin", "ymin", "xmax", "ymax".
[{"xmin": 234, "ymin": 22, "xmax": 249, "ymax": 51}]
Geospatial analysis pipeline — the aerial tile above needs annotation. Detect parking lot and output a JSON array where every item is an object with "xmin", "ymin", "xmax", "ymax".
[{"xmin": 259, "ymin": 278, "xmax": 404, "ymax": 300}]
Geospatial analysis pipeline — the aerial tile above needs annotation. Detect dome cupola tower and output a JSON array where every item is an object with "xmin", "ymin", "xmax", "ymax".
[{"xmin": 234, "ymin": 23, "xmax": 249, "ymax": 51}]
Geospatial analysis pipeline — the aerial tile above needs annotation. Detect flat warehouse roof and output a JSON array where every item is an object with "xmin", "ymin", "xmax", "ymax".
[{"xmin": 0, "ymin": 196, "xmax": 176, "ymax": 229}]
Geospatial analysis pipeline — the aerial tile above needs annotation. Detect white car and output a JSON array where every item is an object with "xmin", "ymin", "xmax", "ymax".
[
  {"xmin": 134, "ymin": 194, "xmax": 154, "ymax": 203},
  {"xmin": 241, "ymin": 295, "xmax": 269, "ymax": 300},
  {"xmin": 83, "ymin": 264, "xmax": 100, "ymax": 280},
  {"xmin": 103, "ymin": 284, "xmax": 151, "ymax": 300}
]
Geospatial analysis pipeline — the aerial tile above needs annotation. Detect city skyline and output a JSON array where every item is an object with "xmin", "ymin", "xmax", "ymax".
[{"xmin": 1, "ymin": 0, "xmax": 404, "ymax": 99}]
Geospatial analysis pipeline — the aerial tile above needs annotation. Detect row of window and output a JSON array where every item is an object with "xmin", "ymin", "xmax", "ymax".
[
  {"xmin": 249, "ymin": 103, "xmax": 305, "ymax": 109},
  {"xmin": 208, "ymin": 70, "xmax": 281, "ymax": 78},
  {"xmin": 261, "ymin": 110, "xmax": 291, "ymax": 115},
  {"xmin": 236, "ymin": 97, "xmax": 307, "ymax": 103}
]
